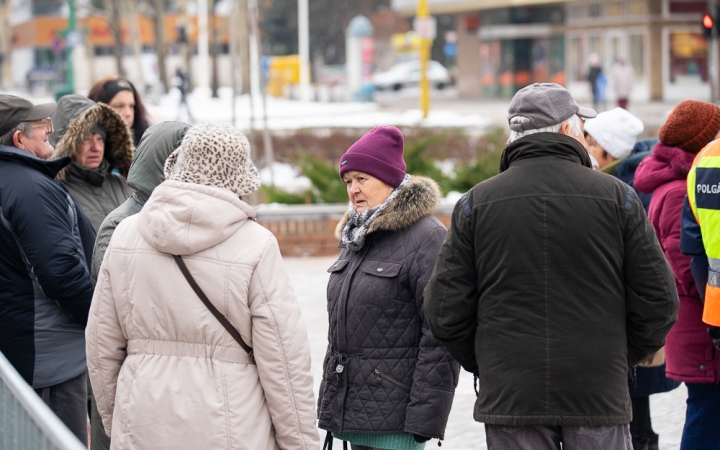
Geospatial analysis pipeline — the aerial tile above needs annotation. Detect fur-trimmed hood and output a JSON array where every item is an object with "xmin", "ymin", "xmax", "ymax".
[
  {"xmin": 50, "ymin": 94, "xmax": 134, "ymax": 180},
  {"xmin": 334, "ymin": 175, "xmax": 441, "ymax": 239}
]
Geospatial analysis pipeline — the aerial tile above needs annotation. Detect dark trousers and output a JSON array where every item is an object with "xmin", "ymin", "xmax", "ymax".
[
  {"xmin": 617, "ymin": 98, "xmax": 629, "ymax": 109},
  {"xmin": 630, "ymin": 396, "xmax": 654, "ymax": 444},
  {"xmin": 681, "ymin": 383, "xmax": 720, "ymax": 450},
  {"xmin": 485, "ymin": 424, "xmax": 632, "ymax": 450},
  {"xmin": 35, "ymin": 371, "xmax": 88, "ymax": 446},
  {"xmin": 88, "ymin": 379, "xmax": 111, "ymax": 450}
]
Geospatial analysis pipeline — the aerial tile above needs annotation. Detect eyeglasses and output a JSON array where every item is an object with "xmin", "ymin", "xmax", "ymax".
[{"xmin": 28, "ymin": 117, "xmax": 53, "ymax": 134}]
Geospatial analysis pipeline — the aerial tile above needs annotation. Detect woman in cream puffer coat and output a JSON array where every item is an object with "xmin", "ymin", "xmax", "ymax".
[{"xmin": 86, "ymin": 122, "xmax": 320, "ymax": 450}]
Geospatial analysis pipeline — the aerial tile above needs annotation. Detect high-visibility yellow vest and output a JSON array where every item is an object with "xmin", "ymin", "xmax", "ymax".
[{"xmin": 687, "ymin": 139, "xmax": 720, "ymax": 326}]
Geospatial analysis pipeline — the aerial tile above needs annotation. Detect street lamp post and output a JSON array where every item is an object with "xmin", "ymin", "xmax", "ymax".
[
  {"xmin": 298, "ymin": 0, "xmax": 310, "ymax": 102},
  {"xmin": 415, "ymin": 0, "xmax": 432, "ymax": 118}
]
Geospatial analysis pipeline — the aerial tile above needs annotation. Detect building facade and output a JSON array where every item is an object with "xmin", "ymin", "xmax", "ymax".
[{"xmin": 391, "ymin": 0, "xmax": 714, "ymax": 102}]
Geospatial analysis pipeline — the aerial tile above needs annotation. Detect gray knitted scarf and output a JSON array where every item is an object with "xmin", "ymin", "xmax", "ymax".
[{"xmin": 340, "ymin": 174, "xmax": 411, "ymax": 251}]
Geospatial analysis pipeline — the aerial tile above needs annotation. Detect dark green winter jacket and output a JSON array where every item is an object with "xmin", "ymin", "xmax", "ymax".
[
  {"xmin": 425, "ymin": 132, "xmax": 679, "ymax": 427},
  {"xmin": 50, "ymin": 94, "xmax": 135, "ymax": 231},
  {"xmin": 91, "ymin": 121, "xmax": 190, "ymax": 284}
]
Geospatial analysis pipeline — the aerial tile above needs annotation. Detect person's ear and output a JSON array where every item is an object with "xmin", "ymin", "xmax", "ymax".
[
  {"xmin": 12, "ymin": 130, "xmax": 23, "ymax": 149},
  {"xmin": 559, "ymin": 122, "xmax": 570, "ymax": 136}
]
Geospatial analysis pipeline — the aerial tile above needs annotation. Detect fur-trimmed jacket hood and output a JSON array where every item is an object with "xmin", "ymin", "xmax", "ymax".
[
  {"xmin": 334, "ymin": 175, "xmax": 442, "ymax": 239},
  {"xmin": 50, "ymin": 94, "xmax": 134, "ymax": 181}
]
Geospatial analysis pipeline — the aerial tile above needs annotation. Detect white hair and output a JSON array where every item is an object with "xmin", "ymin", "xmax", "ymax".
[
  {"xmin": 0, "ymin": 121, "xmax": 34, "ymax": 147},
  {"xmin": 507, "ymin": 115, "xmax": 583, "ymax": 144}
]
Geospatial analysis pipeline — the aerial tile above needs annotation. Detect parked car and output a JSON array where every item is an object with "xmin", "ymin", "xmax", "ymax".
[{"xmin": 372, "ymin": 60, "xmax": 452, "ymax": 91}]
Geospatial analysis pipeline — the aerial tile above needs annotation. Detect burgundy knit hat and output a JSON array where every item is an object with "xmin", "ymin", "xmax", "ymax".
[
  {"xmin": 659, "ymin": 100, "xmax": 720, "ymax": 153},
  {"xmin": 339, "ymin": 126, "xmax": 406, "ymax": 187}
]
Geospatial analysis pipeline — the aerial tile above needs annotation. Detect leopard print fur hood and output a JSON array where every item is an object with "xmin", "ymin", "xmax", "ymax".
[
  {"xmin": 164, "ymin": 122, "xmax": 260, "ymax": 198},
  {"xmin": 50, "ymin": 94, "xmax": 134, "ymax": 181}
]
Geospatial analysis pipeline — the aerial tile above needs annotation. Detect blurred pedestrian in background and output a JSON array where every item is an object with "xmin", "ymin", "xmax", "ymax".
[
  {"xmin": 635, "ymin": 99, "xmax": 720, "ymax": 450},
  {"xmin": 86, "ymin": 121, "xmax": 189, "ymax": 450},
  {"xmin": 87, "ymin": 122, "xmax": 319, "ymax": 450},
  {"xmin": 88, "ymin": 76, "xmax": 151, "ymax": 147},
  {"xmin": 0, "ymin": 95, "xmax": 95, "ymax": 445},
  {"xmin": 173, "ymin": 67, "xmax": 195, "ymax": 123},
  {"xmin": 49, "ymin": 94, "xmax": 134, "ymax": 231},
  {"xmin": 587, "ymin": 53, "xmax": 606, "ymax": 112},
  {"xmin": 425, "ymin": 83, "xmax": 678, "ymax": 450},
  {"xmin": 319, "ymin": 126, "xmax": 459, "ymax": 450},
  {"xmin": 612, "ymin": 59, "xmax": 636, "ymax": 110},
  {"xmin": 585, "ymin": 107, "xmax": 680, "ymax": 450}
]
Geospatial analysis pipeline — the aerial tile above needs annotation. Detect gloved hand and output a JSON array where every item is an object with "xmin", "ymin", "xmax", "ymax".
[
  {"xmin": 413, "ymin": 434, "xmax": 430, "ymax": 443},
  {"xmin": 708, "ymin": 327, "xmax": 720, "ymax": 350}
]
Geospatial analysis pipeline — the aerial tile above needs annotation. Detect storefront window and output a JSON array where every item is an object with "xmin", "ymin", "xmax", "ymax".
[
  {"xmin": 668, "ymin": 1, "xmax": 708, "ymax": 14},
  {"xmin": 669, "ymin": 32, "xmax": 707, "ymax": 84},
  {"xmin": 629, "ymin": 34, "xmax": 646, "ymax": 80},
  {"xmin": 608, "ymin": 2, "xmax": 624, "ymax": 16},
  {"xmin": 628, "ymin": 0, "xmax": 645, "ymax": 14},
  {"xmin": 588, "ymin": 35, "xmax": 605, "ymax": 62},
  {"xmin": 567, "ymin": 36, "xmax": 584, "ymax": 82}
]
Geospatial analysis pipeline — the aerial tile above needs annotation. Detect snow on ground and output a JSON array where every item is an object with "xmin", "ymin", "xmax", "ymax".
[
  {"xmin": 284, "ymin": 256, "xmax": 688, "ymax": 450},
  {"xmin": 148, "ymin": 87, "xmax": 490, "ymax": 131}
]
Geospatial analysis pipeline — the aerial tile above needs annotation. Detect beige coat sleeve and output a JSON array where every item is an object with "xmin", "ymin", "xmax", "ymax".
[
  {"xmin": 86, "ymin": 248, "xmax": 127, "ymax": 437},
  {"xmin": 248, "ymin": 236, "xmax": 320, "ymax": 450}
]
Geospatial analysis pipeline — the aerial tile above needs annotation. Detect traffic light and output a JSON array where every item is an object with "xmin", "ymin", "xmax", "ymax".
[{"xmin": 703, "ymin": 13, "xmax": 714, "ymax": 39}]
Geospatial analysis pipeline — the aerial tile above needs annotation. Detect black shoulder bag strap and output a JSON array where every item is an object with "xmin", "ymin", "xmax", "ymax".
[{"xmin": 173, "ymin": 255, "xmax": 254, "ymax": 363}]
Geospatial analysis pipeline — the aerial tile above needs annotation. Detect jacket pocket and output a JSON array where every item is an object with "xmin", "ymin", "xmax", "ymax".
[
  {"xmin": 360, "ymin": 260, "xmax": 403, "ymax": 278},
  {"xmin": 328, "ymin": 258, "xmax": 350, "ymax": 273},
  {"xmin": 373, "ymin": 369, "xmax": 411, "ymax": 393}
]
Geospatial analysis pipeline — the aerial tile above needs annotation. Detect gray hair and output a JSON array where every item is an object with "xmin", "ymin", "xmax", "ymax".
[
  {"xmin": 0, "ymin": 121, "xmax": 34, "ymax": 147},
  {"xmin": 507, "ymin": 115, "xmax": 583, "ymax": 144}
]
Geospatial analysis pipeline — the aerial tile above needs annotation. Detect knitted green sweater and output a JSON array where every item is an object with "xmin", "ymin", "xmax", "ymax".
[{"xmin": 332, "ymin": 432, "xmax": 426, "ymax": 450}]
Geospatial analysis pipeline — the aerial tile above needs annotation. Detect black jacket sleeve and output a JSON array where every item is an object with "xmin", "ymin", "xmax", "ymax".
[
  {"xmin": 680, "ymin": 196, "xmax": 708, "ymax": 300},
  {"xmin": 404, "ymin": 224, "xmax": 460, "ymax": 440},
  {"xmin": 623, "ymin": 191, "xmax": 679, "ymax": 365},
  {"xmin": 424, "ymin": 196, "xmax": 480, "ymax": 374},
  {"xmin": 11, "ymin": 180, "xmax": 95, "ymax": 325}
]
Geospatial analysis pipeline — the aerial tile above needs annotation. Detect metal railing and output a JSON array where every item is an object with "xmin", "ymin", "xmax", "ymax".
[{"xmin": 0, "ymin": 351, "xmax": 85, "ymax": 450}]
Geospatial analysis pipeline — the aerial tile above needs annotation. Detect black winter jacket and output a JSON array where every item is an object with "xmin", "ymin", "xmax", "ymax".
[
  {"xmin": 318, "ymin": 176, "xmax": 460, "ymax": 439},
  {"xmin": 425, "ymin": 133, "xmax": 679, "ymax": 427},
  {"xmin": 0, "ymin": 145, "xmax": 95, "ymax": 388}
]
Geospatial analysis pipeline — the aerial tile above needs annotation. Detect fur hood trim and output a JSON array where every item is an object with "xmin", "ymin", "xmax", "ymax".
[
  {"xmin": 51, "ymin": 103, "xmax": 134, "ymax": 181},
  {"xmin": 334, "ymin": 175, "xmax": 441, "ymax": 240}
]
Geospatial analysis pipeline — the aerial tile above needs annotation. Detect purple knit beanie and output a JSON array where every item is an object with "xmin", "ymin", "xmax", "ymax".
[{"xmin": 339, "ymin": 126, "xmax": 406, "ymax": 187}]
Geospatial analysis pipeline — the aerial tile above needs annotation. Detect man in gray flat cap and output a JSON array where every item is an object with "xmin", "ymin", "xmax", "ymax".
[
  {"xmin": 0, "ymin": 95, "xmax": 95, "ymax": 445},
  {"xmin": 425, "ymin": 83, "xmax": 679, "ymax": 450}
]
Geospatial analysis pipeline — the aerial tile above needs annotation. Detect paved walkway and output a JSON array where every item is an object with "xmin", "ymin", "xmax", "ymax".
[{"xmin": 284, "ymin": 256, "xmax": 688, "ymax": 450}]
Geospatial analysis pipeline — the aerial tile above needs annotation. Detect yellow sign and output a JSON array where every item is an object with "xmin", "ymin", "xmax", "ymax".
[
  {"xmin": 392, "ymin": 32, "xmax": 421, "ymax": 55},
  {"xmin": 671, "ymin": 33, "xmax": 707, "ymax": 59}
]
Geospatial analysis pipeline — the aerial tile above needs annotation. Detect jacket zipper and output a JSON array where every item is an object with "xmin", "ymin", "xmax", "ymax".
[{"xmin": 374, "ymin": 369, "xmax": 411, "ymax": 393}]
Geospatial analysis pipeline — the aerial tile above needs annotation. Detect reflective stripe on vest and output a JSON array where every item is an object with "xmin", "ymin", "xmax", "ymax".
[{"xmin": 687, "ymin": 139, "xmax": 720, "ymax": 326}]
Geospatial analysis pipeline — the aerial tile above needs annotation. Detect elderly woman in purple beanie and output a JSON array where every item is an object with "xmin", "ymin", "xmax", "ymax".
[{"xmin": 318, "ymin": 126, "xmax": 460, "ymax": 450}]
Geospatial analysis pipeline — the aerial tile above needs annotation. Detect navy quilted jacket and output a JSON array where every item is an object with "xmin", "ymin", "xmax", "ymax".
[
  {"xmin": 318, "ymin": 176, "xmax": 459, "ymax": 439},
  {"xmin": 0, "ymin": 145, "xmax": 95, "ymax": 388}
]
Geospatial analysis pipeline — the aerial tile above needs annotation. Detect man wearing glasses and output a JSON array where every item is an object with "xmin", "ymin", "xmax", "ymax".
[{"xmin": 0, "ymin": 94, "xmax": 95, "ymax": 445}]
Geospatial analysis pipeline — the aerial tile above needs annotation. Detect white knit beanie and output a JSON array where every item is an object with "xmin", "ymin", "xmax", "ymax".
[
  {"xmin": 164, "ymin": 122, "xmax": 260, "ymax": 197},
  {"xmin": 583, "ymin": 107, "xmax": 644, "ymax": 159}
]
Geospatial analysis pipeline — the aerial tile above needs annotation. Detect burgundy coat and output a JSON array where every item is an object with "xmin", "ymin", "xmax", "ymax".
[{"xmin": 635, "ymin": 143, "xmax": 720, "ymax": 384}]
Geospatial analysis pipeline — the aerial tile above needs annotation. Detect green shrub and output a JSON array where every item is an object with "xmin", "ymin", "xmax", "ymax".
[
  {"xmin": 297, "ymin": 152, "xmax": 348, "ymax": 203},
  {"xmin": 447, "ymin": 126, "xmax": 506, "ymax": 193},
  {"xmin": 260, "ymin": 184, "xmax": 308, "ymax": 204}
]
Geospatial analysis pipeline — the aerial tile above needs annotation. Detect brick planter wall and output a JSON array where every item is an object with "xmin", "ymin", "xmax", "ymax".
[{"xmin": 256, "ymin": 204, "xmax": 454, "ymax": 257}]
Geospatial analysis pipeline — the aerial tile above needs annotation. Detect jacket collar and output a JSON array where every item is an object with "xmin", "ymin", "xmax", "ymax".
[
  {"xmin": 499, "ymin": 132, "xmax": 592, "ymax": 172},
  {"xmin": 64, "ymin": 159, "xmax": 111, "ymax": 187},
  {"xmin": 334, "ymin": 175, "xmax": 441, "ymax": 239},
  {"xmin": 0, "ymin": 144, "xmax": 71, "ymax": 178}
]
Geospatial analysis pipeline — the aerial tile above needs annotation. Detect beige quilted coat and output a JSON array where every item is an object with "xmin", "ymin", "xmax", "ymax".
[{"xmin": 87, "ymin": 179, "xmax": 320, "ymax": 450}]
